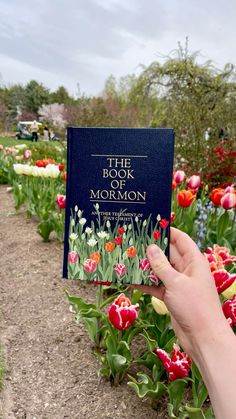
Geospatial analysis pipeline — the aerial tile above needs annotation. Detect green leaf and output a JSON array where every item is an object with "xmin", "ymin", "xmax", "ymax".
[
  {"xmin": 168, "ymin": 379, "xmax": 188, "ymax": 414},
  {"xmin": 217, "ymin": 211, "xmax": 229, "ymax": 242},
  {"xmin": 83, "ymin": 317, "xmax": 98, "ymax": 343},
  {"xmin": 66, "ymin": 293, "xmax": 101, "ymax": 318},
  {"xmin": 185, "ymin": 405, "xmax": 207, "ymax": 419},
  {"xmin": 112, "ymin": 354, "xmax": 127, "ymax": 369},
  {"xmin": 128, "ymin": 373, "xmax": 167, "ymax": 400}
]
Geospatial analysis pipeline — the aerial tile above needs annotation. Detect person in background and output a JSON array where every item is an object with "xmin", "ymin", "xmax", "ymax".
[
  {"xmin": 136, "ymin": 228, "xmax": 236, "ymax": 419},
  {"xmin": 43, "ymin": 125, "xmax": 50, "ymax": 141},
  {"xmin": 30, "ymin": 120, "xmax": 39, "ymax": 142}
]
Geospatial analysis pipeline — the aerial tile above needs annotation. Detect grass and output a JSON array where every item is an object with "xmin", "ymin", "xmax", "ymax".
[{"xmin": 0, "ymin": 136, "xmax": 31, "ymax": 147}]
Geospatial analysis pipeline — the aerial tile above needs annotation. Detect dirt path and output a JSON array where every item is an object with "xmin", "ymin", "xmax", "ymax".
[{"xmin": 0, "ymin": 185, "xmax": 165, "ymax": 419}]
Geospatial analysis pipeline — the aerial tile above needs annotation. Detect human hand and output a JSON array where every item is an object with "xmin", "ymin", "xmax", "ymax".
[{"xmin": 135, "ymin": 228, "xmax": 231, "ymax": 359}]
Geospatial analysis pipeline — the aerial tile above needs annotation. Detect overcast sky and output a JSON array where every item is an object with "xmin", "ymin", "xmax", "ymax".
[{"xmin": 1, "ymin": 0, "xmax": 236, "ymax": 96}]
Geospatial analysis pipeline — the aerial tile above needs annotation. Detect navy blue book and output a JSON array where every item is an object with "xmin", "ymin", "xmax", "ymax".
[{"xmin": 63, "ymin": 127, "xmax": 174, "ymax": 285}]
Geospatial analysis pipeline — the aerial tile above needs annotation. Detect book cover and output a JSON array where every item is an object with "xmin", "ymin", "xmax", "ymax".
[{"xmin": 63, "ymin": 127, "xmax": 174, "ymax": 285}]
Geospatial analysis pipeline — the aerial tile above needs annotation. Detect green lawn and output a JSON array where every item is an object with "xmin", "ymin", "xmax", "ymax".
[{"xmin": 0, "ymin": 136, "xmax": 31, "ymax": 147}]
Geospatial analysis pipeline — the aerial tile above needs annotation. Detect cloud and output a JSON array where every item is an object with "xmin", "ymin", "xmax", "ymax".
[{"xmin": 0, "ymin": 0, "xmax": 236, "ymax": 95}]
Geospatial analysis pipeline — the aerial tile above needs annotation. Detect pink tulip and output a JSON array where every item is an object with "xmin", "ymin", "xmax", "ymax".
[
  {"xmin": 139, "ymin": 258, "xmax": 151, "ymax": 272},
  {"xmin": 224, "ymin": 185, "xmax": 234, "ymax": 194},
  {"xmin": 68, "ymin": 251, "xmax": 78, "ymax": 263},
  {"xmin": 173, "ymin": 170, "xmax": 186, "ymax": 185},
  {"xmin": 84, "ymin": 259, "xmax": 97, "ymax": 273},
  {"xmin": 24, "ymin": 149, "xmax": 32, "ymax": 160},
  {"xmin": 149, "ymin": 270, "xmax": 160, "ymax": 284},
  {"xmin": 114, "ymin": 263, "xmax": 126, "ymax": 277},
  {"xmin": 108, "ymin": 293, "xmax": 139, "ymax": 330},
  {"xmin": 187, "ymin": 175, "xmax": 200, "ymax": 190},
  {"xmin": 221, "ymin": 192, "xmax": 236, "ymax": 209}
]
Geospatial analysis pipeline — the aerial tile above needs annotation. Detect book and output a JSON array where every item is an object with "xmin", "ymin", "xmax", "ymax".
[{"xmin": 63, "ymin": 127, "xmax": 174, "ymax": 285}]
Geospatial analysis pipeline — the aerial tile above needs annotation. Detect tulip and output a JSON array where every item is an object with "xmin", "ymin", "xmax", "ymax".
[
  {"xmin": 68, "ymin": 251, "xmax": 78, "ymax": 263},
  {"xmin": 210, "ymin": 188, "xmax": 225, "ymax": 206},
  {"xmin": 187, "ymin": 175, "xmax": 200, "ymax": 190},
  {"xmin": 56, "ymin": 194, "xmax": 66, "ymax": 209},
  {"xmin": 104, "ymin": 241, "xmax": 115, "ymax": 252},
  {"xmin": 89, "ymin": 252, "xmax": 101, "ymax": 264},
  {"xmin": 151, "ymin": 296, "xmax": 169, "ymax": 315},
  {"xmin": 59, "ymin": 164, "xmax": 65, "ymax": 171},
  {"xmin": 221, "ymin": 192, "xmax": 236, "ymax": 209},
  {"xmin": 155, "ymin": 344, "xmax": 192, "ymax": 381},
  {"xmin": 170, "ymin": 212, "xmax": 176, "ymax": 223},
  {"xmin": 115, "ymin": 236, "xmax": 123, "ymax": 245},
  {"xmin": 118, "ymin": 227, "xmax": 125, "ymax": 235},
  {"xmin": 84, "ymin": 258, "xmax": 97, "ymax": 273},
  {"xmin": 223, "ymin": 282, "xmax": 236, "ymax": 300},
  {"xmin": 108, "ymin": 293, "xmax": 139, "ymax": 330},
  {"xmin": 159, "ymin": 218, "xmax": 169, "ymax": 229},
  {"xmin": 114, "ymin": 263, "xmax": 126, "ymax": 277},
  {"xmin": 127, "ymin": 246, "xmax": 137, "ymax": 258},
  {"xmin": 23, "ymin": 149, "xmax": 32, "ymax": 160},
  {"xmin": 172, "ymin": 179, "xmax": 177, "ymax": 190},
  {"xmin": 139, "ymin": 258, "xmax": 151, "ymax": 272},
  {"xmin": 213, "ymin": 269, "xmax": 236, "ymax": 294},
  {"xmin": 149, "ymin": 270, "xmax": 160, "ymax": 283},
  {"xmin": 153, "ymin": 230, "xmax": 161, "ymax": 240},
  {"xmin": 222, "ymin": 295, "xmax": 236, "ymax": 326},
  {"xmin": 173, "ymin": 170, "xmax": 186, "ymax": 185},
  {"xmin": 177, "ymin": 190, "xmax": 195, "ymax": 208}
]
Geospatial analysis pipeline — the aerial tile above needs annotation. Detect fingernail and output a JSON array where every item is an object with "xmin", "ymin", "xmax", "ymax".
[{"xmin": 148, "ymin": 244, "xmax": 161, "ymax": 258}]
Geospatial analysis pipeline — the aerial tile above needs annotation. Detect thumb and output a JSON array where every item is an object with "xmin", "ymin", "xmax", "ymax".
[{"xmin": 147, "ymin": 244, "xmax": 178, "ymax": 287}]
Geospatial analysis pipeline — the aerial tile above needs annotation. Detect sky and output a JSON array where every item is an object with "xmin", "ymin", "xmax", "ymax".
[{"xmin": 0, "ymin": 0, "xmax": 236, "ymax": 97}]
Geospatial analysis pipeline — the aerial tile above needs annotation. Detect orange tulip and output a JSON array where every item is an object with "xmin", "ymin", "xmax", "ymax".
[
  {"xmin": 127, "ymin": 246, "xmax": 137, "ymax": 258},
  {"xmin": 177, "ymin": 190, "xmax": 195, "ymax": 208},
  {"xmin": 104, "ymin": 241, "xmax": 115, "ymax": 252},
  {"xmin": 90, "ymin": 251, "xmax": 101, "ymax": 264},
  {"xmin": 210, "ymin": 188, "xmax": 225, "ymax": 207}
]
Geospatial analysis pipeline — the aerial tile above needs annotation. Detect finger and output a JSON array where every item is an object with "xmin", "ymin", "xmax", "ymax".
[
  {"xmin": 147, "ymin": 244, "xmax": 179, "ymax": 287},
  {"xmin": 131, "ymin": 285, "xmax": 166, "ymax": 300},
  {"xmin": 170, "ymin": 227, "xmax": 202, "ymax": 258},
  {"xmin": 169, "ymin": 243, "xmax": 182, "ymax": 269}
]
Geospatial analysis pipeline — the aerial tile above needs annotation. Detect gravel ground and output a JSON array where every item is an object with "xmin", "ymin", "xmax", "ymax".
[{"xmin": 0, "ymin": 185, "xmax": 166, "ymax": 419}]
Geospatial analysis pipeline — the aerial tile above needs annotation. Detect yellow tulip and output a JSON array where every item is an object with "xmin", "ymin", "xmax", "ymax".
[
  {"xmin": 151, "ymin": 296, "xmax": 169, "ymax": 315},
  {"xmin": 222, "ymin": 282, "xmax": 236, "ymax": 299}
]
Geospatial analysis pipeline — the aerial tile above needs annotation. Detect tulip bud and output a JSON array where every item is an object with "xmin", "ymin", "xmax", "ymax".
[
  {"xmin": 173, "ymin": 170, "xmax": 186, "ymax": 185},
  {"xmin": 221, "ymin": 192, "xmax": 236, "ymax": 210},
  {"xmin": 187, "ymin": 175, "xmax": 200, "ymax": 190}
]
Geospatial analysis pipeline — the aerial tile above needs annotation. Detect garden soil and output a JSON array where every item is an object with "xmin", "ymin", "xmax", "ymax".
[{"xmin": 0, "ymin": 185, "xmax": 167, "ymax": 419}]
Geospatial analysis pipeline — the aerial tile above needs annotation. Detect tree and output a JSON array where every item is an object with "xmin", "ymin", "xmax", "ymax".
[
  {"xmin": 50, "ymin": 86, "xmax": 73, "ymax": 105},
  {"xmin": 24, "ymin": 80, "xmax": 50, "ymax": 114}
]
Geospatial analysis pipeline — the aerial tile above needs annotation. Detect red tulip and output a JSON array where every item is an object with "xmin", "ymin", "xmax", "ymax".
[
  {"xmin": 153, "ymin": 230, "xmax": 161, "ymax": 240},
  {"xmin": 56, "ymin": 194, "xmax": 66, "ymax": 209},
  {"xmin": 187, "ymin": 175, "xmax": 200, "ymax": 190},
  {"xmin": 115, "ymin": 236, "xmax": 123, "ymax": 245},
  {"xmin": 172, "ymin": 179, "xmax": 177, "ymax": 190},
  {"xmin": 177, "ymin": 190, "xmax": 195, "ymax": 208},
  {"xmin": 108, "ymin": 293, "xmax": 139, "ymax": 330},
  {"xmin": 210, "ymin": 188, "xmax": 225, "ymax": 206},
  {"xmin": 159, "ymin": 218, "xmax": 169, "ymax": 229},
  {"xmin": 170, "ymin": 212, "xmax": 176, "ymax": 224},
  {"xmin": 68, "ymin": 251, "xmax": 78, "ymax": 263},
  {"xmin": 173, "ymin": 170, "xmax": 186, "ymax": 185},
  {"xmin": 84, "ymin": 259, "xmax": 97, "ymax": 273},
  {"xmin": 222, "ymin": 294, "xmax": 236, "ymax": 326},
  {"xmin": 213, "ymin": 270, "xmax": 236, "ymax": 294},
  {"xmin": 139, "ymin": 258, "xmax": 151, "ymax": 272},
  {"xmin": 149, "ymin": 270, "xmax": 160, "ymax": 284},
  {"xmin": 155, "ymin": 344, "xmax": 192, "ymax": 382},
  {"xmin": 59, "ymin": 164, "xmax": 65, "ymax": 171},
  {"xmin": 221, "ymin": 192, "xmax": 236, "ymax": 209},
  {"xmin": 118, "ymin": 227, "xmax": 125, "ymax": 235}
]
